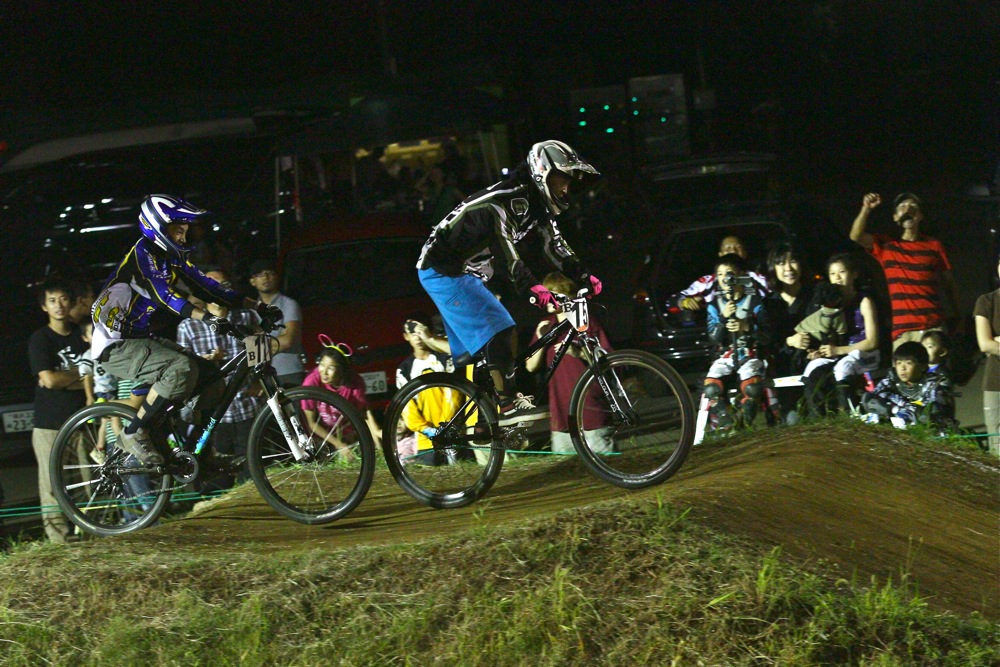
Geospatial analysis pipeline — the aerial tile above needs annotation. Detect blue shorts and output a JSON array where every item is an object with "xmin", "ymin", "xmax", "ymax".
[{"xmin": 418, "ymin": 267, "xmax": 515, "ymax": 361}]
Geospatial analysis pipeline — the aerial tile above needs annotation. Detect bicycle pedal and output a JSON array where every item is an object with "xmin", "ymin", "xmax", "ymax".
[{"xmin": 499, "ymin": 425, "xmax": 528, "ymax": 445}]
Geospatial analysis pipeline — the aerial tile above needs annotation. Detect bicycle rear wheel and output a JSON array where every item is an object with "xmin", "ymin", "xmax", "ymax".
[
  {"xmin": 569, "ymin": 350, "xmax": 695, "ymax": 488},
  {"xmin": 246, "ymin": 387, "xmax": 376, "ymax": 524},
  {"xmin": 382, "ymin": 372, "xmax": 502, "ymax": 508},
  {"xmin": 49, "ymin": 403, "xmax": 172, "ymax": 537}
]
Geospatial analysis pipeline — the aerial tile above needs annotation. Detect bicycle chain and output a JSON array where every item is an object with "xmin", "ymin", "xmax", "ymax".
[{"xmin": 96, "ymin": 462, "xmax": 190, "ymax": 505}]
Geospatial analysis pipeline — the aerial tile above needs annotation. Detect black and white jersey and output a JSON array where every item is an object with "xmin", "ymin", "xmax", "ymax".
[{"xmin": 416, "ymin": 172, "xmax": 582, "ymax": 293}]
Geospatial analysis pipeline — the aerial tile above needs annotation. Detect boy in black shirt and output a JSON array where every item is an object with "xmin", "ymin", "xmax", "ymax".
[{"xmin": 29, "ymin": 276, "xmax": 92, "ymax": 543}]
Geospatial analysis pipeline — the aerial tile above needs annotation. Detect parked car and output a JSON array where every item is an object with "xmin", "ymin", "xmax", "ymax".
[{"xmin": 630, "ymin": 153, "xmax": 848, "ymax": 384}]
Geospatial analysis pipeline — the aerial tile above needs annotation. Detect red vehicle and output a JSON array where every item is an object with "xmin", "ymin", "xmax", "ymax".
[{"xmin": 279, "ymin": 213, "xmax": 435, "ymax": 407}]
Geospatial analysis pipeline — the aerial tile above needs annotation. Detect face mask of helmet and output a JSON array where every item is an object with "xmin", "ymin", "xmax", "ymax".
[{"xmin": 528, "ymin": 140, "xmax": 600, "ymax": 215}]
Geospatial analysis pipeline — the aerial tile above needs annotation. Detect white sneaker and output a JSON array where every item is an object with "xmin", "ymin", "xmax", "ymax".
[{"xmin": 118, "ymin": 428, "xmax": 164, "ymax": 466}]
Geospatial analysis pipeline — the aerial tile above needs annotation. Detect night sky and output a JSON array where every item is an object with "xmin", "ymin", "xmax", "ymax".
[{"xmin": 2, "ymin": 1, "xmax": 998, "ymax": 197}]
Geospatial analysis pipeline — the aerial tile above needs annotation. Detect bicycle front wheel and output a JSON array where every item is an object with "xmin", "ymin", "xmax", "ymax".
[
  {"xmin": 49, "ymin": 403, "xmax": 172, "ymax": 537},
  {"xmin": 382, "ymin": 372, "xmax": 502, "ymax": 508},
  {"xmin": 246, "ymin": 387, "xmax": 376, "ymax": 524},
  {"xmin": 569, "ymin": 350, "xmax": 695, "ymax": 488}
]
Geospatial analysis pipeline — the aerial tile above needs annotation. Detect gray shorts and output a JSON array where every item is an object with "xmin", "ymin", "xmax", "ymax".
[{"xmin": 100, "ymin": 338, "xmax": 199, "ymax": 402}]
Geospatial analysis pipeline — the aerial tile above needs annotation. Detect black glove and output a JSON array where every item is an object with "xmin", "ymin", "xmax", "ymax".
[
  {"xmin": 204, "ymin": 315, "xmax": 237, "ymax": 337},
  {"xmin": 254, "ymin": 300, "xmax": 283, "ymax": 324}
]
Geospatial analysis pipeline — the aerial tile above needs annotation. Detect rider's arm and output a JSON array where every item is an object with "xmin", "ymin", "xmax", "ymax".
[
  {"xmin": 133, "ymin": 245, "xmax": 206, "ymax": 320},
  {"xmin": 538, "ymin": 219, "xmax": 584, "ymax": 279},
  {"xmin": 177, "ymin": 259, "xmax": 245, "ymax": 309},
  {"xmin": 492, "ymin": 213, "xmax": 540, "ymax": 294}
]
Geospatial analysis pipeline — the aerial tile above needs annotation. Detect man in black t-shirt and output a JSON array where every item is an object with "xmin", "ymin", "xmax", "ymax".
[{"xmin": 28, "ymin": 276, "xmax": 91, "ymax": 543}]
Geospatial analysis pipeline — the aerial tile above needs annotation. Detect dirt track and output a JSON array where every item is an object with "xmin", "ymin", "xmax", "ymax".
[{"xmin": 121, "ymin": 424, "xmax": 999, "ymax": 619}]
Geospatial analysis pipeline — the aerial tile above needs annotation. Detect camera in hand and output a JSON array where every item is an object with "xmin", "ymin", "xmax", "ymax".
[
  {"xmin": 404, "ymin": 321, "xmax": 419, "ymax": 334},
  {"xmin": 722, "ymin": 274, "xmax": 755, "ymax": 290}
]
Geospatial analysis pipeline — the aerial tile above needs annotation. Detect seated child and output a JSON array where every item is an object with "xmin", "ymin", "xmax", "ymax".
[
  {"xmin": 861, "ymin": 341, "xmax": 955, "ymax": 428},
  {"xmin": 793, "ymin": 281, "xmax": 846, "ymax": 348},
  {"xmin": 526, "ymin": 271, "xmax": 613, "ymax": 454},
  {"xmin": 394, "ymin": 314, "xmax": 463, "ymax": 466},
  {"xmin": 703, "ymin": 254, "xmax": 771, "ymax": 428},
  {"xmin": 302, "ymin": 342, "xmax": 382, "ymax": 454},
  {"xmin": 920, "ymin": 330, "xmax": 953, "ymax": 381}
]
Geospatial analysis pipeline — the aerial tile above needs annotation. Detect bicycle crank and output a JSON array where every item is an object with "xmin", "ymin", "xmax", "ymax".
[{"xmin": 168, "ymin": 450, "xmax": 199, "ymax": 485}]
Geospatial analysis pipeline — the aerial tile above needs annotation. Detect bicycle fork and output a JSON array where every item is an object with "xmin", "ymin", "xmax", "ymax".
[
  {"xmin": 264, "ymin": 392, "xmax": 312, "ymax": 462},
  {"xmin": 591, "ymin": 353, "xmax": 639, "ymax": 426}
]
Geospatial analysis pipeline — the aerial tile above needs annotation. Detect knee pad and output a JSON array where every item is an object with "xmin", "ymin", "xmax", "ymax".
[
  {"xmin": 741, "ymin": 377, "xmax": 763, "ymax": 402},
  {"xmin": 703, "ymin": 378, "xmax": 724, "ymax": 400}
]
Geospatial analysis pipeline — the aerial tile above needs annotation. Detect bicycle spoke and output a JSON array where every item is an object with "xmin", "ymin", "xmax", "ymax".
[
  {"xmin": 571, "ymin": 351, "xmax": 694, "ymax": 488},
  {"xmin": 247, "ymin": 387, "xmax": 375, "ymax": 524},
  {"xmin": 382, "ymin": 372, "xmax": 503, "ymax": 508}
]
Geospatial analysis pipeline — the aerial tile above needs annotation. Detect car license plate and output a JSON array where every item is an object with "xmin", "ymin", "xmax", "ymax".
[
  {"xmin": 360, "ymin": 371, "xmax": 387, "ymax": 395},
  {"xmin": 2, "ymin": 410, "xmax": 34, "ymax": 434}
]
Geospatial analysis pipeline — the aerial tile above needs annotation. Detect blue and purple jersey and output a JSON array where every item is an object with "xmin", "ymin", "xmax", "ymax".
[{"xmin": 91, "ymin": 238, "xmax": 242, "ymax": 358}]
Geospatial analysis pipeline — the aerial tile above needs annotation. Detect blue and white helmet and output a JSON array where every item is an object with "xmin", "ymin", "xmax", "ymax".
[
  {"xmin": 138, "ymin": 195, "xmax": 208, "ymax": 259},
  {"xmin": 528, "ymin": 140, "xmax": 600, "ymax": 215}
]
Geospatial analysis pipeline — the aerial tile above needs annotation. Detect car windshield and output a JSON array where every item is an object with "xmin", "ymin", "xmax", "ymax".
[
  {"xmin": 655, "ymin": 222, "xmax": 788, "ymax": 300},
  {"xmin": 283, "ymin": 238, "xmax": 426, "ymax": 307},
  {"xmin": 0, "ymin": 136, "xmax": 277, "ymax": 286}
]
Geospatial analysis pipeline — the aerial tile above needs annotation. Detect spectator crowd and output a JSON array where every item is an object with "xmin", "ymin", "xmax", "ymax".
[{"xmin": 9, "ymin": 180, "xmax": 998, "ymax": 545}]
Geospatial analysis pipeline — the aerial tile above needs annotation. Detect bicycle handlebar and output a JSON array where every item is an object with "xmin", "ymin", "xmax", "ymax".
[
  {"xmin": 528, "ymin": 286, "xmax": 593, "ymax": 309},
  {"xmin": 206, "ymin": 311, "xmax": 282, "ymax": 339}
]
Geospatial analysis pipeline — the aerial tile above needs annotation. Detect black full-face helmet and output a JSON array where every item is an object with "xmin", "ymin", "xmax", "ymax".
[
  {"xmin": 138, "ymin": 194, "xmax": 208, "ymax": 259},
  {"xmin": 527, "ymin": 140, "xmax": 600, "ymax": 215}
]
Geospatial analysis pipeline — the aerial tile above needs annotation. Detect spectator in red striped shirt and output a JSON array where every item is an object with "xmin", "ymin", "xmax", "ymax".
[{"xmin": 849, "ymin": 192, "xmax": 960, "ymax": 350}]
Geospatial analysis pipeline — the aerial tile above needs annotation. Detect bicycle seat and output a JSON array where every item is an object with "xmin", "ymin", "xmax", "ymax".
[
  {"xmin": 453, "ymin": 350, "xmax": 489, "ymax": 369},
  {"xmin": 130, "ymin": 384, "xmax": 152, "ymax": 397}
]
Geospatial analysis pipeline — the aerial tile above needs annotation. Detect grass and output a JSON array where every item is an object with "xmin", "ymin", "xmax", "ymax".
[{"xmin": 0, "ymin": 491, "xmax": 996, "ymax": 666}]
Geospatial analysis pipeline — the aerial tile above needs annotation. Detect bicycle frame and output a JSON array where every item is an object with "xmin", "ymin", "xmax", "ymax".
[
  {"xmin": 428, "ymin": 294, "xmax": 634, "ymax": 441},
  {"xmin": 174, "ymin": 324, "xmax": 310, "ymax": 462}
]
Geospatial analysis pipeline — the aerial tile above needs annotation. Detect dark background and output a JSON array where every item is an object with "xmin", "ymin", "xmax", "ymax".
[
  {"xmin": 3, "ymin": 2, "xmax": 996, "ymax": 186},
  {"xmin": 1, "ymin": 1, "xmax": 997, "ymax": 300}
]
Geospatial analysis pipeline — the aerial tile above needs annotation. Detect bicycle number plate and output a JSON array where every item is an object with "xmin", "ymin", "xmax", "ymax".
[
  {"xmin": 244, "ymin": 334, "xmax": 273, "ymax": 367},
  {"xmin": 569, "ymin": 300, "xmax": 589, "ymax": 332}
]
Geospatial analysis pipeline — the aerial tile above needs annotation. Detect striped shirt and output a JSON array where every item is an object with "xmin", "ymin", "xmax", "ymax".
[{"xmin": 869, "ymin": 234, "xmax": 951, "ymax": 339}]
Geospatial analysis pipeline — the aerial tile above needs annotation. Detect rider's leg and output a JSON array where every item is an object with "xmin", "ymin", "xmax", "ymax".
[
  {"xmin": 103, "ymin": 339, "xmax": 200, "ymax": 434},
  {"xmin": 187, "ymin": 354, "xmax": 226, "ymax": 428},
  {"xmin": 483, "ymin": 326, "xmax": 517, "ymax": 399}
]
